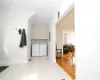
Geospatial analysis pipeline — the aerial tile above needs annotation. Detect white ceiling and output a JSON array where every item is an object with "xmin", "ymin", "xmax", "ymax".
[
  {"xmin": 11, "ymin": 0, "xmax": 62, "ymax": 26},
  {"xmin": 0, "ymin": 0, "xmax": 73, "ymax": 26},
  {"xmin": 28, "ymin": 0, "xmax": 62, "ymax": 26}
]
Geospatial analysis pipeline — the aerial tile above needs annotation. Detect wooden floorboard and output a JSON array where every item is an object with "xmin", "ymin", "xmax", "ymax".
[{"xmin": 56, "ymin": 53, "xmax": 75, "ymax": 80}]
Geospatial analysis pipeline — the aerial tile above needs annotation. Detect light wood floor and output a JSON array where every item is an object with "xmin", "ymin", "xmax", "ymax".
[{"xmin": 56, "ymin": 52, "xmax": 75, "ymax": 80}]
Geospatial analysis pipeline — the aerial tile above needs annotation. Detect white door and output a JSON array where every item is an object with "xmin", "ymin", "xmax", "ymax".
[
  {"xmin": 32, "ymin": 43, "xmax": 39, "ymax": 56},
  {"xmin": 39, "ymin": 43, "xmax": 47, "ymax": 56}
]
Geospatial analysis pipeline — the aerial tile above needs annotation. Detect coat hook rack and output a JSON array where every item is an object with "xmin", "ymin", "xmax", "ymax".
[{"xmin": 14, "ymin": 28, "xmax": 19, "ymax": 30}]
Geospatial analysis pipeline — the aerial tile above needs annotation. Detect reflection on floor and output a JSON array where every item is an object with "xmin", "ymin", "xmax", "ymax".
[
  {"xmin": 56, "ymin": 52, "xmax": 75, "ymax": 80},
  {"xmin": 0, "ymin": 57, "xmax": 72, "ymax": 80}
]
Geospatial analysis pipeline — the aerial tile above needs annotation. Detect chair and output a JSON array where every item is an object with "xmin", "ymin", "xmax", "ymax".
[{"xmin": 56, "ymin": 49, "xmax": 62, "ymax": 58}]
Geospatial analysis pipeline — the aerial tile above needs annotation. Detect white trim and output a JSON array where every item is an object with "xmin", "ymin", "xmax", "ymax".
[
  {"xmin": 62, "ymin": 32, "xmax": 64, "ymax": 56},
  {"xmin": 62, "ymin": 31, "xmax": 68, "ymax": 56}
]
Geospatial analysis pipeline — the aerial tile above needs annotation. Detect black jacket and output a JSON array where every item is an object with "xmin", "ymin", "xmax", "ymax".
[{"xmin": 19, "ymin": 29, "xmax": 27, "ymax": 47}]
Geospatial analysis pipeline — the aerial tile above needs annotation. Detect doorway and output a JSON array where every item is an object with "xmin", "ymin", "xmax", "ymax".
[
  {"xmin": 28, "ymin": 15, "xmax": 49, "ymax": 61},
  {"xmin": 56, "ymin": 7, "xmax": 75, "ymax": 80}
]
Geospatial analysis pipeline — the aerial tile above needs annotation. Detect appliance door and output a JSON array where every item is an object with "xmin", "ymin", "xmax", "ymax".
[
  {"xmin": 39, "ymin": 43, "xmax": 47, "ymax": 56},
  {"xmin": 32, "ymin": 43, "xmax": 39, "ymax": 56}
]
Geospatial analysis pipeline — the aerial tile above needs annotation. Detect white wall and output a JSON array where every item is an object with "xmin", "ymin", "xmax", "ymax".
[
  {"xmin": 62, "ymin": 33, "xmax": 67, "ymax": 45},
  {"xmin": 48, "ymin": 13, "xmax": 58, "ymax": 62},
  {"xmin": 75, "ymin": 0, "xmax": 100, "ymax": 80},
  {"xmin": 31, "ymin": 25, "xmax": 48, "ymax": 39},
  {"xmin": 27, "ymin": 14, "xmax": 36, "ymax": 61},
  {"xmin": 66, "ymin": 32, "xmax": 75, "ymax": 45},
  {"xmin": 0, "ymin": 1, "xmax": 35, "ymax": 65}
]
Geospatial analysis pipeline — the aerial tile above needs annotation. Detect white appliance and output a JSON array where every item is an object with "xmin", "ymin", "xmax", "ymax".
[
  {"xmin": 32, "ymin": 42, "xmax": 47, "ymax": 56},
  {"xmin": 39, "ymin": 43, "xmax": 47, "ymax": 56},
  {"xmin": 32, "ymin": 43, "xmax": 39, "ymax": 56}
]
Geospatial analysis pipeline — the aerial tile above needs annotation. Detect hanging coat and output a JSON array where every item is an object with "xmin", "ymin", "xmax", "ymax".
[
  {"xmin": 19, "ymin": 29, "xmax": 27, "ymax": 47},
  {"xmin": 18, "ymin": 29, "xmax": 22, "ymax": 35}
]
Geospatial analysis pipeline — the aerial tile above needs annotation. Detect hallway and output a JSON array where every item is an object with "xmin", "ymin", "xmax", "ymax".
[{"xmin": 0, "ymin": 57, "xmax": 72, "ymax": 80}]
